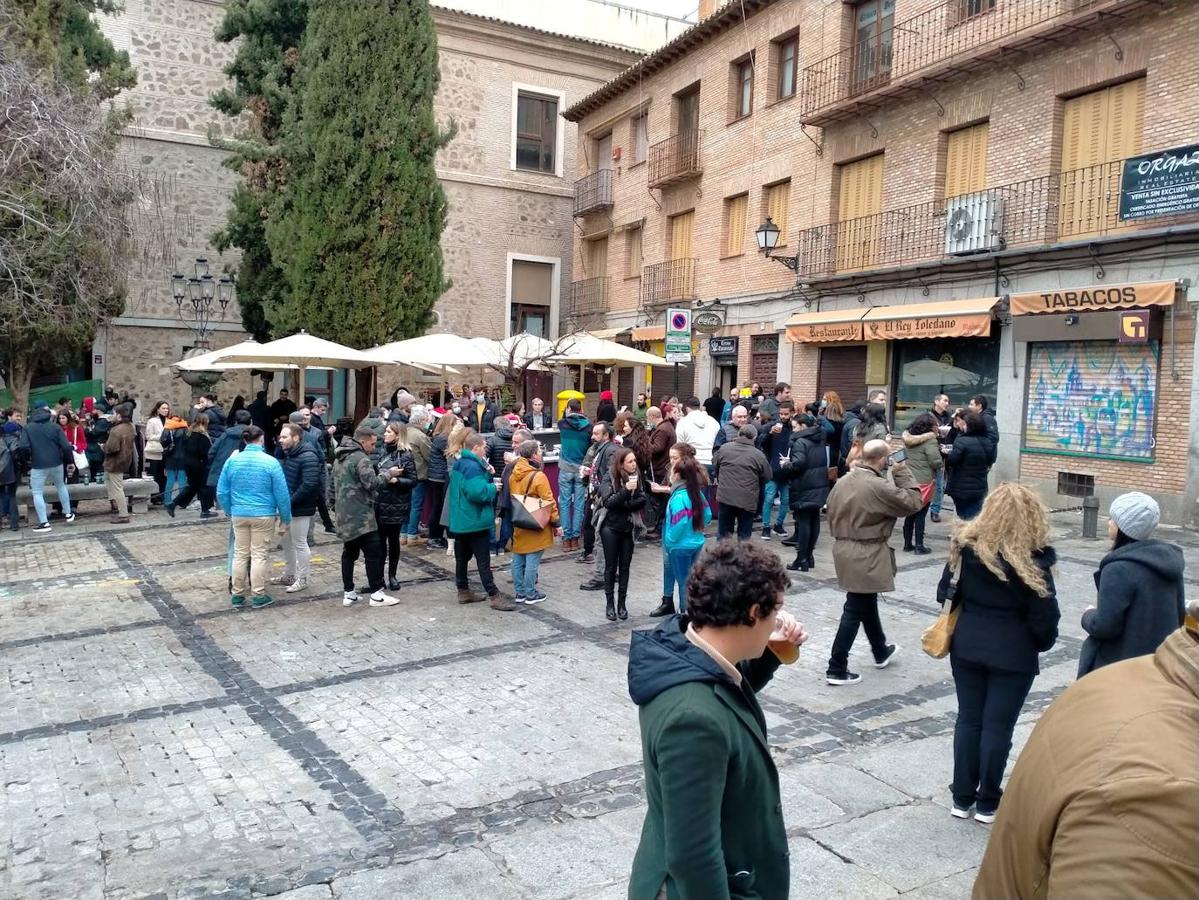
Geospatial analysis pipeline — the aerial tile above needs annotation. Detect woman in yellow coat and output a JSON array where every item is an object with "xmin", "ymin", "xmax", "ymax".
[{"xmin": 508, "ymin": 439, "xmax": 559, "ymax": 604}]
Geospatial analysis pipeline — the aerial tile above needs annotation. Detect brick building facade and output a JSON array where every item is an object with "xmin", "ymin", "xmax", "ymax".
[
  {"xmin": 564, "ymin": 0, "xmax": 1199, "ymax": 524},
  {"xmin": 93, "ymin": 3, "xmax": 639, "ymax": 416}
]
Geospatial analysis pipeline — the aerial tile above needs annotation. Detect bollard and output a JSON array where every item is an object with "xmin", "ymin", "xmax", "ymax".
[{"xmin": 1081, "ymin": 495, "xmax": 1099, "ymax": 539}]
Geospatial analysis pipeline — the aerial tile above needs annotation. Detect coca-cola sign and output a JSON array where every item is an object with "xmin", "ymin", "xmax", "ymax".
[{"xmin": 693, "ymin": 311, "xmax": 724, "ymax": 334}]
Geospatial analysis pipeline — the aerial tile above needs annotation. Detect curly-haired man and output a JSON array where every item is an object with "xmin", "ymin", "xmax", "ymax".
[{"xmin": 626, "ymin": 539, "xmax": 808, "ymax": 899}]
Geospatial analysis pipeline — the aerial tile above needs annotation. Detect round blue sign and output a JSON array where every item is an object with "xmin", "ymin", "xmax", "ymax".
[{"xmin": 671, "ymin": 312, "xmax": 688, "ymax": 330}]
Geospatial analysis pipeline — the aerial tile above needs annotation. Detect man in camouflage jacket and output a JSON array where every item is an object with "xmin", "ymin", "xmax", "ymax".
[{"xmin": 329, "ymin": 425, "xmax": 400, "ymax": 607}]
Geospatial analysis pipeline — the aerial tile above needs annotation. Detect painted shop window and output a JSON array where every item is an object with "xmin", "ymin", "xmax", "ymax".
[
  {"xmin": 516, "ymin": 92, "xmax": 558, "ymax": 173},
  {"xmin": 891, "ymin": 336, "xmax": 1000, "ymax": 433},
  {"xmin": 1023, "ymin": 340, "xmax": 1158, "ymax": 462}
]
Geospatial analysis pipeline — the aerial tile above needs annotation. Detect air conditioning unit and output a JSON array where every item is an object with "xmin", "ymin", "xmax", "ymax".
[{"xmin": 944, "ymin": 190, "xmax": 1004, "ymax": 255}]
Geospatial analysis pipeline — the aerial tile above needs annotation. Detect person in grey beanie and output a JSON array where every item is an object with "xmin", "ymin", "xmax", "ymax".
[{"xmin": 1078, "ymin": 492, "xmax": 1186, "ymax": 678}]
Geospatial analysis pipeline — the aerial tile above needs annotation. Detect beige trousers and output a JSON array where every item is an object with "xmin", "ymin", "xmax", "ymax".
[
  {"xmin": 232, "ymin": 516, "xmax": 276, "ymax": 597},
  {"xmin": 105, "ymin": 475, "xmax": 127, "ymax": 516}
]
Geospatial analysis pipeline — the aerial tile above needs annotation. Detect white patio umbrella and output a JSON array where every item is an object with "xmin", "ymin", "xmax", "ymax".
[
  {"xmin": 901, "ymin": 357, "xmax": 980, "ymax": 388},
  {"xmin": 209, "ymin": 330, "xmax": 388, "ymax": 399},
  {"xmin": 370, "ymin": 333, "xmax": 504, "ymax": 405},
  {"xmin": 548, "ymin": 331, "xmax": 669, "ymax": 399},
  {"xmin": 173, "ymin": 340, "xmax": 265, "ymax": 372},
  {"xmin": 469, "ymin": 333, "xmax": 556, "ymax": 372}
]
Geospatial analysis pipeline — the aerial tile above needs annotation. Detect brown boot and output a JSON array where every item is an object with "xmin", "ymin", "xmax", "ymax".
[
  {"xmin": 489, "ymin": 593, "xmax": 518, "ymax": 612},
  {"xmin": 457, "ymin": 588, "xmax": 485, "ymax": 604}
]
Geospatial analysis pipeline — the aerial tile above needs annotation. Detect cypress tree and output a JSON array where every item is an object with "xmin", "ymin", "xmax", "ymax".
[{"xmin": 266, "ymin": 0, "xmax": 453, "ymax": 344}]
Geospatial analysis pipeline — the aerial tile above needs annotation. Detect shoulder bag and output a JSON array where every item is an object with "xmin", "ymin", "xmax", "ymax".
[
  {"xmin": 511, "ymin": 470, "xmax": 553, "ymax": 531},
  {"xmin": 921, "ymin": 559, "xmax": 962, "ymax": 659},
  {"xmin": 825, "ymin": 445, "xmax": 838, "ymax": 483}
]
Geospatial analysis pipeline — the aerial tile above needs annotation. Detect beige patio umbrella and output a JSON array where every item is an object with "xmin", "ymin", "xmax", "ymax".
[
  {"xmin": 208, "ymin": 330, "xmax": 388, "ymax": 400},
  {"xmin": 549, "ymin": 331, "xmax": 670, "ymax": 398},
  {"xmin": 370, "ymin": 333, "xmax": 500, "ymax": 405}
]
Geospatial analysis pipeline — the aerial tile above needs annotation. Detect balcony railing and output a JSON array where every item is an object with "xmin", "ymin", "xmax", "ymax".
[
  {"xmin": 568, "ymin": 276, "xmax": 610, "ymax": 323},
  {"xmin": 791, "ymin": 152, "xmax": 1199, "ymax": 280},
  {"xmin": 648, "ymin": 131, "xmax": 704, "ymax": 189},
  {"xmin": 800, "ymin": 0, "xmax": 1137, "ymax": 125},
  {"xmin": 574, "ymin": 169, "xmax": 614, "ymax": 217},
  {"xmin": 640, "ymin": 259, "xmax": 697, "ymax": 307}
]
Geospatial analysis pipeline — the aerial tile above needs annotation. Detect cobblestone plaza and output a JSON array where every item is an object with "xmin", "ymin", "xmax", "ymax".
[{"xmin": 2, "ymin": 511, "xmax": 1194, "ymax": 899}]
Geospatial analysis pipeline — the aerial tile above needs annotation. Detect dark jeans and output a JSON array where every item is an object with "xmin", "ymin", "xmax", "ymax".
[
  {"xmin": 172, "ymin": 468, "xmax": 213, "ymax": 513},
  {"xmin": 582, "ymin": 497, "xmax": 596, "ymax": 555},
  {"xmin": 317, "ymin": 490, "xmax": 334, "ymax": 530},
  {"xmin": 426, "ymin": 481, "xmax": 447, "ymax": 540},
  {"xmin": 454, "ymin": 528, "xmax": 496, "ymax": 595},
  {"xmin": 903, "ymin": 502, "xmax": 931, "ymax": 548},
  {"xmin": 954, "ymin": 494, "xmax": 985, "ymax": 521},
  {"xmin": 600, "ymin": 525, "xmax": 635, "ymax": 602},
  {"xmin": 147, "ymin": 459, "xmax": 166, "ymax": 498},
  {"xmin": 378, "ymin": 522, "xmax": 402, "ymax": 579},
  {"xmin": 717, "ymin": 504, "xmax": 755, "ymax": 540},
  {"xmin": 950, "ymin": 657, "xmax": 1035, "ymax": 814},
  {"xmin": 342, "ymin": 531, "xmax": 384, "ymax": 592},
  {"xmin": 0, "ymin": 482, "xmax": 17, "ymax": 529},
  {"xmin": 792, "ymin": 507, "xmax": 821, "ymax": 561},
  {"xmin": 491, "ymin": 510, "xmax": 512, "ymax": 553},
  {"xmin": 828, "ymin": 591, "xmax": 889, "ymax": 675}
]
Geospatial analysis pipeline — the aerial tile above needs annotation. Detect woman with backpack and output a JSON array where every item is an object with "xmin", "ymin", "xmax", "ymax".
[
  {"xmin": 662, "ymin": 452, "xmax": 711, "ymax": 614},
  {"xmin": 425, "ymin": 411, "xmax": 459, "ymax": 551},
  {"xmin": 164, "ymin": 414, "xmax": 215, "ymax": 518},
  {"xmin": 782, "ymin": 413, "xmax": 831, "ymax": 572}
]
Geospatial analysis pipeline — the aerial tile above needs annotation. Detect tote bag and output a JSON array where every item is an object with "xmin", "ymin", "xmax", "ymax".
[
  {"xmin": 921, "ymin": 561, "xmax": 961, "ymax": 659},
  {"xmin": 511, "ymin": 471, "xmax": 553, "ymax": 531}
]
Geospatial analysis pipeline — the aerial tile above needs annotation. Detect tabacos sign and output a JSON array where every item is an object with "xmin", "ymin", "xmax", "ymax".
[{"xmin": 1010, "ymin": 280, "xmax": 1176, "ymax": 316}]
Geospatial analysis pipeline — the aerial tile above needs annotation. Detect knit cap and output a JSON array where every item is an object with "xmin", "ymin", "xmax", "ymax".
[{"xmin": 1108, "ymin": 492, "xmax": 1159, "ymax": 541}]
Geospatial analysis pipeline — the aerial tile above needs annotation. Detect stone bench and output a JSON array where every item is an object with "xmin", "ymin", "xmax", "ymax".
[{"xmin": 14, "ymin": 477, "xmax": 157, "ymax": 521}]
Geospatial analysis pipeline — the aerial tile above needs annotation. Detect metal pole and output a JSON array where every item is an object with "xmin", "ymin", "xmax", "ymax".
[{"xmin": 673, "ymin": 361, "xmax": 679, "ymax": 398}]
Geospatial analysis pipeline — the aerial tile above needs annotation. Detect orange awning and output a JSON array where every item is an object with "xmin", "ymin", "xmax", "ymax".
[
  {"xmin": 862, "ymin": 297, "xmax": 998, "ymax": 340},
  {"xmin": 784, "ymin": 308, "xmax": 868, "ymax": 343},
  {"xmin": 631, "ymin": 325, "xmax": 665, "ymax": 342},
  {"xmin": 1009, "ymin": 280, "xmax": 1176, "ymax": 316}
]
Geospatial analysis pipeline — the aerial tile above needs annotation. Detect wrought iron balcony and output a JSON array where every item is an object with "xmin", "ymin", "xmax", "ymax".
[
  {"xmin": 790, "ymin": 151, "xmax": 1199, "ymax": 280},
  {"xmin": 647, "ymin": 131, "xmax": 703, "ymax": 189},
  {"xmin": 568, "ymin": 276, "xmax": 611, "ymax": 323},
  {"xmin": 574, "ymin": 169, "xmax": 614, "ymax": 217},
  {"xmin": 800, "ymin": 0, "xmax": 1149, "ymax": 126},
  {"xmin": 640, "ymin": 259, "xmax": 697, "ymax": 308}
]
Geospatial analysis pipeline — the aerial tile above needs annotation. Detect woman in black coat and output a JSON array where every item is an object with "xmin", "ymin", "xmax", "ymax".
[
  {"xmin": 781, "ymin": 416, "xmax": 831, "ymax": 572},
  {"xmin": 936, "ymin": 483, "xmax": 1060, "ymax": 824},
  {"xmin": 376, "ymin": 422, "xmax": 418, "ymax": 590},
  {"xmin": 598, "ymin": 447, "xmax": 648, "ymax": 621},
  {"xmin": 425, "ymin": 413, "xmax": 455, "ymax": 549},
  {"xmin": 1078, "ymin": 491, "xmax": 1186, "ymax": 678},
  {"xmin": 166, "ymin": 414, "xmax": 215, "ymax": 517},
  {"xmin": 946, "ymin": 410, "xmax": 995, "ymax": 521}
]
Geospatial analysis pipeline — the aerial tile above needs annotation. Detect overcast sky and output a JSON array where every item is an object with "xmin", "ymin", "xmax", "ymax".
[{"xmin": 624, "ymin": 0, "xmax": 701, "ymax": 19}]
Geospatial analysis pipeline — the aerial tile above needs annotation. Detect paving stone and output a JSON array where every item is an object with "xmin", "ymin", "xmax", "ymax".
[
  {"xmin": 272, "ymin": 886, "xmax": 333, "ymax": 900},
  {"xmin": 0, "ymin": 575, "xmax": 159, "ymax": 646},
  {"xmin": 811, "ymin": 803, "xmax": 991, "ymax": 892},
  {"xmin": 488, "ymin": 817, "xmax": 635, "ymax": 899},
  {"xmin": 0, "ymin": 535, "xmax": 116, "ymax": 581},
  {"xmin": 332, "ymin": 849, "xmax": 522, "ymax": 900},
  {"xmin": 787, "ymin": 835, "xmax": 899, "ymax": 898},
  {"xmin": 901, "ymin": 866, "xmax": 979, "ymax": 898}
]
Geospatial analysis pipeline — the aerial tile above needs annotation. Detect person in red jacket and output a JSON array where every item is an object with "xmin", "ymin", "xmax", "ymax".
[{"xmin": 58, "ymin": 411, "xmax": 86, "ymax": 483}]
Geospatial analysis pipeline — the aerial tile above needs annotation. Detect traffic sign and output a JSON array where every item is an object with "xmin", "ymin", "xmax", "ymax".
[{"xmin": 665, "ymin": 307, "xmax": 692, "ymax": 363}]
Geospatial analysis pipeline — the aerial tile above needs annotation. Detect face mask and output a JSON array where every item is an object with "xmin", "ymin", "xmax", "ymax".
[{"xmin": 452, "ymin": 405, "xmax": 461, "ymax": 414}]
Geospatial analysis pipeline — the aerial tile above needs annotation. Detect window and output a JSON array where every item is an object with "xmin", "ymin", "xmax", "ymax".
[
  {"xmin": 669, "ymin": 210, "xmax": 695, "ymax": 260},
  {"xmin": 836, "ymin": 153, "xmax": 884, "ymax": 270},
  {"xmin": 1059, "ymin": 77, "xmax": 1145, "ymax": 238},
  {"xmin": 763, "ymin": 180, "xmax": 792, "ymax": 246},
  {"xmin": 631, "ymin": 112, "xmax": 649, "ymax": 165},
  {"xmin": 731, "ymin": 56, "xmax": 754, "ymax": 120},
  {"xmin": 851, "ymin": 0, "xmax": 894, "ymax": 92},
  {"xmin": 723, "ymin": 194, "xmax": 748, "ymax": 257},
  {"xmin": 510, "ymin": 259, "xmax": 554, "ymax": 336},
  {"xmin": 958, "ymin": 0, "xmax": 996, "ymax": 19},
  {"xmin": 891, "ymin": 336, "xmax": 999, "ymax": 434},
  {"xmin": 594, "ymin": 132, "xmax": 613, "ymax": 173},
  {"xmin": 676, "ymin": 86, "xmax": 700, "ymax": 140},
  {"xmin": 944, "ymin": 121, "xmax": 988, "ymax": 199},
  {"xmin": 587, "ymin": 236, "xmax": 609, "ymax": 277},
  {"xmin": 625, "ymin": 225, "xmax": 643, "ymax": 278},
  {"xmin": 775, "ymin": 36, "xmax": 798, "ymax": 100},
  {"xmin": 515, "ymin": 91, "xmax": 558, "ymax": 173}
]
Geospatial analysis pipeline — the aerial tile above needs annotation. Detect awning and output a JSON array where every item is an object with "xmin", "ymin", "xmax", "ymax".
[
  {"xmin": 588, "ymin": 326, "xmax": 631, "ymax": 340},
  {"xmin": 784, "ymin": 308, "xmax": 868, "ymax": 343},
  {"xmin": 630, "ymin": 325, "xmax": 665, "ymax": 342},
  {"xmin": 862, "ymin": 297, "xmax": 999, "ymax": 340},
  {"xmin": 1009, "ymin": 280, "xmax": 1177, "ymax": 316}
]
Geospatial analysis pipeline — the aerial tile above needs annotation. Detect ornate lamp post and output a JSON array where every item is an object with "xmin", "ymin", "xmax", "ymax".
[
  {"xmin": 755, "ymin": 217, "xmax": 801, "ymax": 274},
  {"xmin": 171, "ymin": 258, "xmax": 235, "ymax": 389}
]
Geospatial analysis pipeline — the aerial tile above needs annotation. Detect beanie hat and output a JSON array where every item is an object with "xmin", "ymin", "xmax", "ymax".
[
  {"xmin": 1109, "ymin": 491, "xmax": 1159, "ymax": 541},
  {"xmin": 600, "ymin": 390, "xmax": 614, "ymax": 401},
  {"xmin": 394, "ymin": 389, "xmax": 417, "ymax": 410},
  {"xmin": 33, "ymin": 400, "xmax": 48, "ymax": 410}
]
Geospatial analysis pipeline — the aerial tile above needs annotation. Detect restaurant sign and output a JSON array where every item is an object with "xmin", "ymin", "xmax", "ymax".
[
  {"xmin": 1010, "ymin": 280, "xmax": 1176, "ymax": 316},
  {"xmin": 864, "ymin": 313, "xmax": 991, "ymax": 340},
  {"xmin": 785, "ymin": 321, "xmax": 862, "ymax": 343},
  {"xmin": 1118, "ymin": 144, "xmax": 1199, "ymax": 222}
]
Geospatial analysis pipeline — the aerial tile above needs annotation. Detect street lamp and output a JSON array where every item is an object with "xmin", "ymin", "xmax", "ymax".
[
  {"xmin": 755, "ymin": 216, "xmax": 800, "ymax": 274},
  {"xmin": 170, "ymin": 257, "xmax": 235, "ymax": 351}
]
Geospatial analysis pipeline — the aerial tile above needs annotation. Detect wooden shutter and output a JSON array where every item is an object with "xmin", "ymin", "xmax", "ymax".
[
  {"xmin": 671, "ymin": 210, "xmax": 695, "ymax": 260},
  {"xmin": 626, "ymin": 226, "xmax": 643, "ymax": 276},
  {"xmin": 766, "ymin": 181, "xmax": 791, "ymax": 245},
  {"xmin": 944, "ymin": 122, "xmax": 988, "ymax": 199},
  {"xmin": 589, "ymin": 236, "xmax": 608, "ymax": 275},
  {"xmin": 725, "ymin": 194, "xmax": 747, "ymax": 256},
  {"xmin": 837, "ymin": 154, "xmax": 884, "ymax": 271},
  {"xmin": 1060, "ymin": 78, "xmax": 1144, "ymax": 239},
  {"xmin": 817, "ymin": 346, "xmax": 868, "ymax": 406}
]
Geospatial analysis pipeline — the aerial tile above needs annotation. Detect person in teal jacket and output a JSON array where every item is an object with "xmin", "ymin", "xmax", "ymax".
[
  {"xmin": 662, "ymin": 454, "xmax": 711, "ymax": 613},
  {"xmin": 448, "ymin": 432, "xmax": 514, "ymax": 611}
]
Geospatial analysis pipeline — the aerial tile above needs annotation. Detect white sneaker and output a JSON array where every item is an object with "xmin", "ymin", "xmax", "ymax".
[
  {"xmin": 369, "ymin": 590, "xmax": 401, "ymax": 608},
  {"xmin": 951, "ymin": 805, "xmax": 972, "ymax": 819},
  {"xmin": 64, "ymin": 513, "xmax": 76, "ymax": 524},
  {"xmin": 342, "ymin": 591, "xmax": 358, "ymax": 607},
  {"xmin": 285, "ymin": 579, "xmax": 307, "ymax": 594},
  {"xmin": 974, "ymin": 811, "xmax": 997, "ymax": 825}
]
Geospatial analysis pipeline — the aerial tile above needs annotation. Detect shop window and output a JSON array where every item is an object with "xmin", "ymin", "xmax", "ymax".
[
  {"xmin": 890, "ymin": 335, "xmax": 999, "ymax": 433},
  {"xmin": 1024, "ymin": 340, "xmax": 1157, "ymax": 462}
]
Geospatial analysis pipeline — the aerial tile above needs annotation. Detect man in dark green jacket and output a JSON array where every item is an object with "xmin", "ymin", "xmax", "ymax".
[
  {"xmin": 331, "ymin": 426, "xmax": 400, "ymax": 609},
  {"xmin": 628, "ymin": 540, "xmax": 809, "ymax": 899},
  {"xmin": 448, "ymin": 432, "xmax": 515, "ymax": 611}
]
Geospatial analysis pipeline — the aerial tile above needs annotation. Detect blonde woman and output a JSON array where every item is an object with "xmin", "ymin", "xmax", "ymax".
[
  {"xmin": 425, "ymin": 412, "xmax": 461, "ymax": 550},
  {"xmin": 935, "ymin": 482, "xmax": 1060, "ymax": 825}
]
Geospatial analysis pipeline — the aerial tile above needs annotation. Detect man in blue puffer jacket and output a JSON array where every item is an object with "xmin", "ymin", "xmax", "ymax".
[{"xmin": 217, "ymin": 426, "xmax": 291, "ymax": 609}]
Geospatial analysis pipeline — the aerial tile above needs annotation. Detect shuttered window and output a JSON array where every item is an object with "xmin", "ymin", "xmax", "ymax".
[
  {"xmin": 764, "ymin": 180, "xmax": 792, "ymax": 246},
  {"xmin": 1059, "ymin": 78, "xmax": 1144, "ymax": 239},
  {"xmin": 670, "ymin": 210, "xmax": 695, "ymax": 260},
  {"xmin": 588, "ymin": 236, "xmax": 608, "ymax": 276},
  {"xmin": 723, "ymin": 194, "xmax": 748, "ymax": 256},
  {"xmin": 625, "ymin": 226, "xmax": 643, "ymax": 277},
  {"xmin": 944, "ymin": 122, "xmax": 988, "ymax": 199},
  {"xmin": 836, "ymin": 154, "xmax": 884, "ymax": 271}
]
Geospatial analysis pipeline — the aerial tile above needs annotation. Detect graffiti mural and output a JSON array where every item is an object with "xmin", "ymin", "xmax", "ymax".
[{"xmin": 1024, "ymin": 341, "xmax": 1157, "ymax": 461}]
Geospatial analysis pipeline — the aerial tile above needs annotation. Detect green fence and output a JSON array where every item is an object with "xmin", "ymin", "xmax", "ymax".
[{"xmin": 0, "ymin": 379, "xmax": 104, "ymax": 411}]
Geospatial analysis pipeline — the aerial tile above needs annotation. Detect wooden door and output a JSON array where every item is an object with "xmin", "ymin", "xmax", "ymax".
[
  {"xmin": 596, "ymin": 133, "xmax": 613, "ymax": 172},
  {"xmin": 836, "ymin": 154, "xmax": 884, "ymax": 271}
]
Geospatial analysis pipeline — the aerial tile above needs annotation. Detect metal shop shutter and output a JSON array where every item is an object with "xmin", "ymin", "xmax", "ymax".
[{"xmin": 817, "ymin": 345, "xmax": 868, "ymax": 405}]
